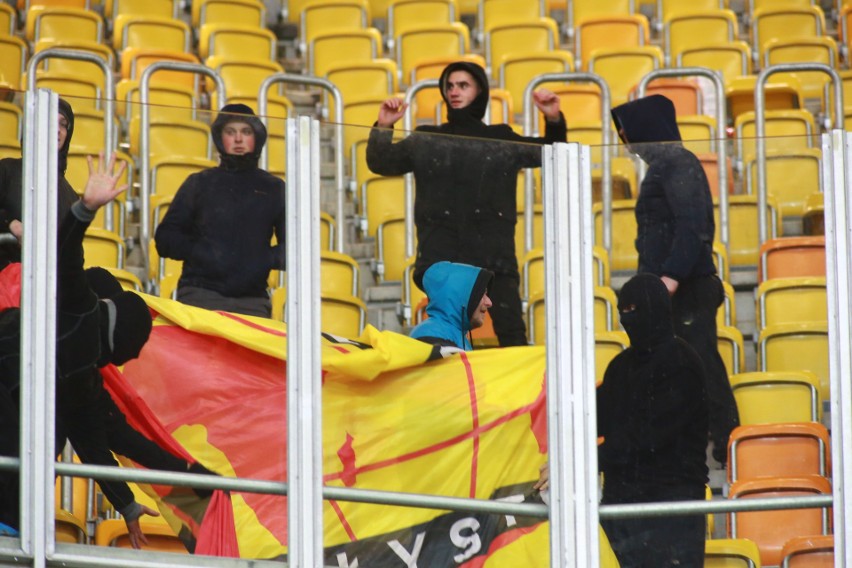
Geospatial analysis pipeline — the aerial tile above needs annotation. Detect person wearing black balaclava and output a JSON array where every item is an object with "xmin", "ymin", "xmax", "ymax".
[
  {"xmin": 0, "ymin": 97, "xmax": 78, "ymax": 269},
  {"xmin": 610, "ymin": 94, "xmax": 739, "ymax": 466},
  {"xmin": 366, "ymin": 61, "xmax": 566, "ymax": 347},
  {"xmin": 155, "ymin": 104, "xmax": 286, "ymax": 318},
  {"xmin": 597, "ymin": 273, "xmax": 709, "ymax": 568}
]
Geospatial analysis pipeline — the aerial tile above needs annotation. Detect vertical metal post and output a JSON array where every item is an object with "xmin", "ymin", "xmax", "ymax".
[
  {"xmin": 20, "ymin": 88, "xmax": 58, "ymax": 566},
  {"xmin": 543, "ymin": 142, "xmax": 599, "ymax": 567},
  {"xmin": 285, "ymin": 116, "xmax": 323, "ymax": 566},
  {"xmin": 822, "ymin": 129, "xmax": 852, "ymax": 568}
]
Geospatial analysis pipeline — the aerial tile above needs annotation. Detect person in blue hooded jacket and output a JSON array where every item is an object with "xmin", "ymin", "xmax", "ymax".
[
  {"xmin": 410, "ymin": 261, "xmax": 494, "ymax": 351},
  {"xmin": 610, "ymin": 94, "xmax": 739, "ymax": 466}
]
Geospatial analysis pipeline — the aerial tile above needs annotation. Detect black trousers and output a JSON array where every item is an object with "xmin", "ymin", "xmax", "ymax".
[
  {"xmin": 671, "ymin": 275, "xmax": 740, "ymax": 463},
  {"xmin": 488, "ymin": 272, "xmax": 527, "ymax": 347}
]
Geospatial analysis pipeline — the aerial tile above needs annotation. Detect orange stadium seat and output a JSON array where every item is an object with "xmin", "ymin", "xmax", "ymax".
[
  {"xmin": 758, "ymin": 235, "xmax": 825, "ymax": 282},
  {"xmin": 728, "ymin": 422, "xmax": 831, "ymax": 484},
  {"xmin": 781, "ymin": 534, "xmax": 834, "ymax": 568}
]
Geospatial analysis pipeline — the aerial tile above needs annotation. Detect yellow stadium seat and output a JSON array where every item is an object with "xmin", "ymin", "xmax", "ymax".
[
  {"xmin": 104, "ymin": 267, "xmax": 144, "ymax": 291},
  {"xmin": 343, "ymin": 96, "xmax": 397, "ymax": 161},
  {"xmin": 320, "ymin": 211, "xmax": 336, "ymax": 251},
  {"xmin": 94, "ymin": 481, "xmax": 186, "ymax": 552},
  {"xmin": 113, "ymin": 15, "xmax": 191, "ymax": 54},
  {"xmin": 485, "ymin": 19, "xmax": 559, "ymax": 78},
  {"xmin": 658, "ymin": 0, "xmax": 727, "ymax": 23},
  {"xmin": 320, "ymin": 250, "xmax": 360, "ymax": 297},
  {"xmin": 541, "ymin": 83, "xmax": 600, "ymax": 127},
  {"xmin": 0, "ymin": 2, "xmax": 16, "ymax": 35},
  {"xmin": 728, "ymin": 422, "xmax": 830, "ymax": 484},
  {"xmin": 0, "ymin": 35, "xmax": 27, "ymax": 94},
  {"xmin": 677, "ymin": 41, "xmax": 752, "ymax": 89},
  {"xmin": 387, "ymin": 0, "xmax": 457, "ymax": 51},
  {"xmin": 751, "ymin": 5, "xmax": 825, "ymax": 63},
  {"xmin": 718, "ymin": 324, "xmax": 745, "ymax": 376},
  {"xmin": 575, "ymin": 14, "xmax": 649, "ymax": 70},
  {"xmin": 326, "ymin": 58, "xmax": 398, "ymax": 118},
  {"xmin": 119, "ymin": 47, "xmax": 200, "ymax": 91},
  {"xmin": 300, "ymin": 0, "xmax": 369, "ymax": 54},
  {"xmin": 148, "ymin": 236, "xmax": 182, "ymax": 283},
  {"xmin": 321, "ymin": 293, "xmax": 368, "ymax": 338},
  {"xmin": 763, "ymin": 36, "xmax": 839, "ymax": 104},
  {"xmin": 360, "ymin": 176, "xmax": 405, "ymax": 237},
  {"xmin": 375, "ymin": 214, "xmax": 408, "ymax": 283},
  {"xmin": 593, "ymin": 199, "xmax": 637, "ymax": 272},
  {"xmin": 309, "ymin": 28, "xmax": 382, "ymax": 78},
  {"xmin": 594, "ymin": 330, "xmax": 630, "ymax": 384},
  {"xmin": 757, "ymin": 275, "xmax": 826, "ymax": 330},
  {"xmin": 33, "ymin": 40, "xmax": 114, "ymax": 91},
  {"xmin": 726, "ymin": 75, "xmax": 804, "ymax": 125},
  {"xmin": 567, "ymin": 0, "xmax": 633, "ymax": 38},
  {"xmin": 587, "ymin": 46, "xmax": 663, "ymax": 107},
  {"xmin": 677, "ymin": 115, "xmax": 717, "ymax": 156},
  {"xmin": 735, "ymin": 108, "xmax": 817, "ymax": 165},
  {"xmin": 521, "ymin": 245, "xmax": 610, "ymax": 302},
  {"xmin": 746, "ymin": 149, "xmax": 821, "ymax": 218},
  {"xmin": 479, "ymin": 0, "xmax": 544, "ymax": 37},
  {"xmin": 0, "ymin": 102, "xmax": 22, "ymax": 142},
  {"xmin": 780, "ymin": 534, "xmax": 834, "ymax": 568},
  {"xmin": 409, "ymin": 54, "xmax": 485, "ymax": 119},
  {"xmin": 713, "ymin": 240, "xmax": 729, "ymax": 283},
  {"xmin": 198, "ymin": 23, "xmax": 276, "ymax": 61},
  {"xmin": 594, "ymin": 286, "xmax": 618, "ymax": 332},
  {"xmin": 270, "ymin": 285, "xmax": 286, "ymax": 320},
  {"xmin": 396, "ymin": 23, "xmax": 469, "ymax": 86},
  {"xmin": 717, "ymin": 279, "xmax": 736, "ymax": 327},
  {"xmin": 498, "ymin": 50, "xmax": 574, "ymax": 117},
  {"xmin": 54, "ymin": 453, "xmax": 90, "ymax": 544},
  {"xmin": 106, "ymin": 0, "xmax": 177, "ymax": 20},
  {"xmin": 33, "ymin": 71, "xmax": 101, "ymax": 109},
  {"xmin": 514, "ymin": 204, "xmax": 544, "ymax": 262},
  {"xmin": 193, "ymin": 0, "xmax": 265, "ymax": 28},
  {"xmin": 65, "ymin": 107, "xmax": 118, "ymax": 153},
  {"xmin": 26, "ymin": 6, "xmax": 103, "ymax": 43},
  {"xmin": 83, "ymin": 227, "xmax": 125, "ymax": 269},
  {"xmin": 205, "ymin": 56, "xmax": 283, "ymax": 102},
  {"xmin": 730, "ymin": 370, "xmax": 822, "ymax": 425},
  {"xmin": 150, "ymin": 156, "xmax": 217, "ymax": 201},
  {"xmin": 663, "ymin": 9, "xmax": 737, "ymax": 65},
  {"xmin": 758, "ymin": 322, "xmax": 829, "ymax": 400},
  {"xmin": 758, "ymin": 235, "xmax": 825, "ymax": 283},
  {"xmin": 704, "ymin": 538, "xmax": 763, "ymax": 568},
  {"xmin": 129, "ymin": 118, "xmax": 211, "ymax": 163},
  {"xmin": 157, "ymin": 271, "xmax": 180, "ymax": 299},
  {"xmin": 728, "ymin": 475, "xmax": 831, "ymax": 568},
  {"xmin": 115, "ymin": 80, "xmax": 197, "ymax": 125},
  {"xmin": 0, "ymin": 138, "xmax": 21, "ymax": 159},
  {"xmin": 714, "ymin": 194, "xmax": 782, "ymax": 267}
]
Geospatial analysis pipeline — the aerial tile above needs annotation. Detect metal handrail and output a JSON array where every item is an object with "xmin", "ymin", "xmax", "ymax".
[
  {"xmin": 139, "ymin": 61, "xmax": 226, "ymax": 278},
  {"xmin": 755, "ymin": 63, "xmax": 843, "ymax": 245},
  {"xmin": 258, "ymin": 74, "xmax": 345, "ymax": 253},
  {"xmin": 524, "ymin": 73, "xmax": 612, "ymax": 254},
  {"xmin": 637, "ymin": 67, "xmax": 730, "ymax": 249}
]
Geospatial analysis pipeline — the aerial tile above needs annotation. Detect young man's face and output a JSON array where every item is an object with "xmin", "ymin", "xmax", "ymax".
[
  {"xmin": 445, "ymin": 70, "xmax": 481, "ymax": 110},
  {"xmin": 58, "ymin": 113, "xmax": 69, "ymax": 149},
  {"xmin": 221, "ymin": 121, "xmax": 256, "ymax": 155},
  {"xmin": 470, "ymin": 292, "xmax": 492, "ymax": 330}
]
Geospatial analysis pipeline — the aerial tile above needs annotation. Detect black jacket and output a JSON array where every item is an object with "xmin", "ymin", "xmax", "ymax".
[
  {"xmin": 366, "ymin": 62, "xmax": 566, "ymax": 284},
  {"xmin": 611, "ymin": 95, "xmax": 716, "ymax": 282},
  {"xmin": 154, "ymin": 166, "xmax": 286, "ymax": 298}
]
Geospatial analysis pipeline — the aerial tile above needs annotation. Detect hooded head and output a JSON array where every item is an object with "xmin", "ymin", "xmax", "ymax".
[
  {"xmin": 57, "ymin": 97, "xmax": 74, "ymax": 175},
  {"xmin": 610, "ymin": 94, "xmax": 681, "ymax": 161},
  {"xmin": 86, "ymin": 268, "xmax": 153, "ymax": 366},
  {"xmin": 438, "ymin": 61, "xmax": 490, "ymax": 126},
  {"xmin": 210, "ymin": 103, "xmax": 267, "ymax": 171},
  {"xmin": 411, "ymin": 261, "xmax": 494, "ymax": 350},
  {"xmin": 617, "ymin": 273, "xmax": 675, "ymax": 351}
]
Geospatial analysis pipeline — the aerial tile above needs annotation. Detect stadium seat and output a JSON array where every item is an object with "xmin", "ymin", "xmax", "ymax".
[
  {"xmin": 320, "ymin": 250, "xmax": 360, "ymax": 297},
  {"xmin": 0, "ymin": 35, "xmax": 27, "ymax": 95},
  {"xmin": 119, "ymin": 47, "xmax": 200, "ymax": 89},
  {"xmin": 758, "ymin": 235, "xmax": 825, "ymax": 283},
  {"xmin": 26, "ymin": 6, "xmax": 103, "ymax": 44},
  {"xmin": 54, "ymin": 453, "xmax": 89, "ymax": 544},
  {"xmin": 360, "ymin": 176, "xmax": 405, "ymax": 237},
  {"xmin": 83, "ymin": 227, "xmax": 125, "ymax": 269},
  {"xmin": 718, "ymin": 324, "xmax": 745, "ymax": 376},
  {"xmin": 663, "ymin": 9, "xmax": 738, "ymax": 65},
  {"xmin": 566, "ymin": 0, "xmax": 633, "ymax": 39},
  {"xmin": 751, "ymin": 5, "xmax": 825, "ymax": 63},
  {"xmin": 758, "ymin": 322, "xmax": 829, "ymax": 400},
  {"xmin": 499, "ymin": 50, "xmax": 574, "ymax": 119},
  {"xmin": 763, "ymin": 36, "xmax": 839, "ymax": 104},
  {"xmin": 0, "ymin": 102, "xmax": 21, "ymax": 142},
  {"xmin": 0, "ymin": 2, "xmax": 15, "ymax": 35},
  {"xmin": 745, "ymin": 150, "xmax": 821, "ymax": 218},
  {"xmin": 728, "ymin": 475, "xmax": 831, "ymax": 568},
  {"xmin": 148, "ymin": 157, "xmax": 216, "ymax": 204},
  {"xmin": 396, "ymin": 23, "xmax": 469, "ymax": 86},
  {"xmin": 33, "ymin": 40, "xmax": 114, "ymax": 92},
  {"xmin": 343, "ymin": 96, "xmax": 398, "ymax": 162},
  {"xmin": 591, "ymin": 156, "xmax": 637, "ymax": 202},
  {"xmin": 326, "ymin": 59, "xmax": 398, "ymax": 118},
  {"xmin": 639, "ymin": 78, "xmax": 702, "ymax": 117},
  {"xmin": 755, "ymin": 277, "xmax": 828, "ymax": 330},
  {"xmin": 65, "ymin": 107, "xmax": 118, "ymax": 152},
  {"xmin": 478, "ymin": 0, "xmax": 545, "ymax": 38},
  {"xmin": 717, "ymin": 279, "xmax": 736, "ymax": 327},
  {"xmin": 106, "ymin": 0, "xmax": 178, "ymax": 20},
  {"xmin": 375, "ymin": 214, "xmax": 408, "ymax": 283},
  {"xmin": 386, "ymin": 0, "xmax": 457, "ymax": 52},
  {"xmin": 309, "ymin": 28, "xmax": 382, "ymax": 79},
  {"xmin": 193, "ymin": 0, "xmax": 265, "ymax": 28},
  {"xmin": 780, "ymin": 534, "xmax": 834, "ymax": 567},
  {"xmin": 594, "ymin": 330, "xmax": 630, "ymax": 384},
  {"xmin": 198, "ymin": 23, "xmax": 276, "ymax": 61},
  {"xmin": 734, "ymin": 109, "xmax": 816, "ymax": 165},
  {"xmin": 205, "ymin": 57, "xmax": 284, "ymax": 102},
  {"xmin": 94, "ymin": 482, "xmax": 185, "ymax": 552},
  {"xmin": 593, "ymin": 286, "xmax": 618, "ymax": 332},
  {"xmin": 714, "ymin": 194, "xmax": 781, "ymax": 268},
  {"xmin": 321, "ymin": 293, "xmax": 368, "ymax": 338},
  {"xmin": 104, "ymin": 267, "xmax": 144, "ymax": 291},
  {"xmin": 0, "ymin": 139, "xmax": 20, "ymax": 159},
  {"xmin": 521, "ymin": 246, "xmax": 610, "ymax": 305},
  {"xmin": 704, "ymin": 538, "xmax": 762, "ymax": 568},
  {"xmin": 514, "ymin": 204, "xmax": 544, "ymax": 262},
  {"xmin": 116, "ymin": 80, "xmax": 197, "ymax": 125},
  {"xmin": 593, "ymin": 199, "xmax": 637, "ymax": 272},
  {"xmin": 574, "ymin": 14, "xmax": 650, "ymax": 70},
  {"xmin": 410, "ymin": 54, "xmax": 486, "ymax": 120},
  {"xmin": 129, "ymin": 118, "xmax": 211, "ymax": 163},
  {"xmin": 728, "ymin": 422, "xmax": 830, "ymax": 484},
  {"xmin": 485, "ymin": 18, "xmax": 559, "ymax": 79},
  {"xmin": 299, "ymin": 0, "xmax": 369, "ymax": 54},
  {"xmin": 33, "ymin": 72, "xmax": 101, "ymax": 110},
  {"xmin": 543, "ymin": 83, "xmax": 601, "ymax": 126},
  {"xmin": 677, "ymin": 41, "xmax": 752, "ymax": 88},
  {"xmin": 113, "ymin": 15, "xmax": 191, "ymax": 54},
  {"xmin": 657, "ymin": 0, "xmax": 727, "ymax": 24},
  {"xmin": 698, "ymin": 152, "xmax": 735, "ymax": 198},
  {"xmin": 726, "ymin": 75, "xmax": 804, "ymax": 125},
  {"xmin": 587, "ymin": 46, "xmax": 663, "ymax": 107},
  {"xmin": 730, "ymin": 370, "xmax": 822, "ymax": 425}
]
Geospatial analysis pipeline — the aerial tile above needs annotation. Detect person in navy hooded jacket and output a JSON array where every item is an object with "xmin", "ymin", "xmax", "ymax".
[{"xmin": 409, "ymin": 261, "xmax": 493, "ymax": 351}]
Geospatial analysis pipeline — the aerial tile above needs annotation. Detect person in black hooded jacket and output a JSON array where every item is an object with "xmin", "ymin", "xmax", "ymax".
[
  {"xmin": 155, "ymin": 104, "xmax": 286, "ymax": 318},
  {"xmin": 0, "ymin": 97, "xmax": 78, "ymax": 268},
  {"xmin": 610, "ymin": 94, "xmax": 739, "ymax": 465},
  {"xmin": 366, "ymin": 61, "xmax": 566, "ymax": 347},
  {"xmin": 597, "ymin": 273, "xmax": 709, "ymax": 567}
]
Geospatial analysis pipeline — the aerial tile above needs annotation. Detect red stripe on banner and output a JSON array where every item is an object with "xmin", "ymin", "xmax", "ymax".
[
  {"xmin": 329, "ymin": 500, "xmax": 358, "ymax": 541},
  {"xmin": 331, "ymin": 345, "xmax": 349, "ymax": 354},
  {"xmin": 324, "ymin": 397, "xmax": 542, "ymax": 482},
  {"xmin": 218, "ymin": 312, "xmax": 288, "ymax": 337},
  {"xmin": 459, "ymin": 522, "xmax": 546, "ymax": 568},
  {"xmin": 460, "ymin": 353, "xmax": 479, "ymax": 498}
]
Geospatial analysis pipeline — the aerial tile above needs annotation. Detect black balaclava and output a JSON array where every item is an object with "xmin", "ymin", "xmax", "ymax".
[
  {"xmin": 438, "ymin": 61, "xmax": 490, "ymax": 129},
  {"xmin": 87, "ymin": 268, "xmax": 153, "ymax": 366},
  {"xmin": 210, "ymin": 103, "xmax": 268, "ymax": 171},
  {"xmin": 617, "ymin": 273, "xmax": 675, "ymax": 351},
  {"xmin": 57, "ymin": 97, "xmax": 74, "ymax": 175}
]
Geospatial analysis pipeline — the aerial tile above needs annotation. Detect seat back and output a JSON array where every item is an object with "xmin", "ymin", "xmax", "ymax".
[
  {"xmin": 746, "ymin": 150, "xmax": 821, "ymax": 218},
  {"xmin": 677, "ymin": 41, "xmax": 751, "ymax": 87},
  {"xmin": 641, "ymin": 78, "xmax": 702, "ymax": 116},
  {"xmin": 594, "ymin": 330, "xmax": 630, "ymax": 385},
  {"xmin": 718, "ymin": 324, "xmax": 745, "ymax": 376},
  {"xmin": 759, "ymin": 236, "xmax": 825, "ymax": 282},
  {"xmin": 575, "ymin": 14, "xmax": 649, "ymax": 70},
  {"xmin": 658, "ymin": 0, "xmax": 725, "ymax": 23},
  {"xmin": 83, "ymin": 227, "xmax": 125, "ymax": 269},
  {"xmin": 781, "ymin": 534, "xmax": 834, "ymax": 568},
  {"xmin": 714, "ymin": 194, "xmax": 780, "ymax": 267},
  {"xmin": 498, "ymin": 50, "xmax": 574, "ymax": 116},
  {"xmin": 114, "ymin": 15, "xmax": 191, "ymax": 53},
  {"xmin": 568, "ymin": 0, "xmax": 633, "ymax": 33},
  {"xmin": 150, "ymin": 157, "xmax": 216, "ymax": 200},
  {"xmin": 361, "ymin": 176, "xmax": 405, "ymax": 237},
  {"xmin": 593, "ymin": 199, "xmax": 637, "ymax": 271},
  {"xmin": 397, "ymin": 23, "xmax": 469, "ymax": 85},
  {"xmin": 322, "ymin": 294, "xmax": 367, "ymax": 337},
  {"xmin": 587, "ymin": 46, "xmax": 663, "ymax": 107},
  {"xmin": 763, "ymin": 36, "xmax": 838, "ymax": 103},
  {"xmin": 664, "ymin": 9, "xmax": 737, "ymax": 64},
  {"xmin": 752, "ymin": 6, "xmax": 824, "ymax": 62},
  {"xmin": 730, "ymin": 370, "xmax": 821, "ymax": 425},
  {"xmin": 195, "ymin": 0, "xmax": 264, "ymax": 27},
  {"xmin": 129, "ymin": 118, "xmax": 211, "ymax": 163},
  {"xmin": 198, "ymin": 23, "xmax": 276, "ymax": 61},
  {"xmin": 376, "ymin": 215, "xmax": 408, "ymax": 283},
  {"xmin": 300, "ymin": 0, "xmax": 368, "ymax": 52},
  {"xmin": 758, "ymin": 322, "xmax": 829, "ymax": 400},
  {"xmin": 0, "ymin": 36, "xmax": 27, "ymax": 93},
  {"xmin": 388, "ymin": 0, "xmax": 456, "ymax": 47},
  {"xmin": 735, "ymin": 109, "xmax": 816, "ymax": 163},
  {"xmin": 320, "ymin": 250, "xmax": 360, "ymax": 297},
  {"xmin": 27, "ymin": 6, "xmax": 103, "ymax": 43},
  {"xmin": 756, "ymin": 276, "xmax": 826, "ymax": 331},
  {"xmin": 729, "ymin": 422, "xmax": 830, "ymax": 483},
  {"xmin": 704, "ymin": 538, "xmax": 762, "ymax": 568},
  {"xmin": 310, "ymin": 28, "xmax": 381, "ymax": 78}
]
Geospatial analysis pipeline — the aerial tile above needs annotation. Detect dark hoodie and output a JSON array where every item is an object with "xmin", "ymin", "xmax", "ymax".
[
  {"xmin": 597, "ymin": 274, "xmax": 709, "ymax": 499},
  {"xmin": 155, "ymin": 104, "xmax": 286, "ymax": 299},
  {"xmin": 409, "ymin": 261, "xmax": 493, "ymax": 351},
  {"xmin": 0, "ymin": 98, "xmax": 78, "ymax": 267},
  {"xmin": 611, "ymin": 95, "xmax": 716, "ymax": 283},
  {"xmin": 366, "ymin": 61, "xmax": 566, "ymax": 286}
]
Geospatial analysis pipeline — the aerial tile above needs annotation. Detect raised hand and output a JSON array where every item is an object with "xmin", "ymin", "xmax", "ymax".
[
  {"xmin": 532, "ymin": 89, "xmax": 562, "ymax": 122},
  {"xmin": 80, "ymin": 152, "xmax": 128, "ymax": 212},
  {"xmin": 377, "ymin": 98, "xmax": 409, "ymax": 128}
]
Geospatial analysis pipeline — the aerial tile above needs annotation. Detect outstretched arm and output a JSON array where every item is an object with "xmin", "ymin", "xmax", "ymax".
[{"xmin": 366, "ymin": 98, "xmax": 416, "ymax": 176}]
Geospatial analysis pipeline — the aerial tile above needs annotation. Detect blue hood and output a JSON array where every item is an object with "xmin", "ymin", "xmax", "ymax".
[{"xmin": 410, "ymin": 262, "xmax": 493, "ymax": 351}]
